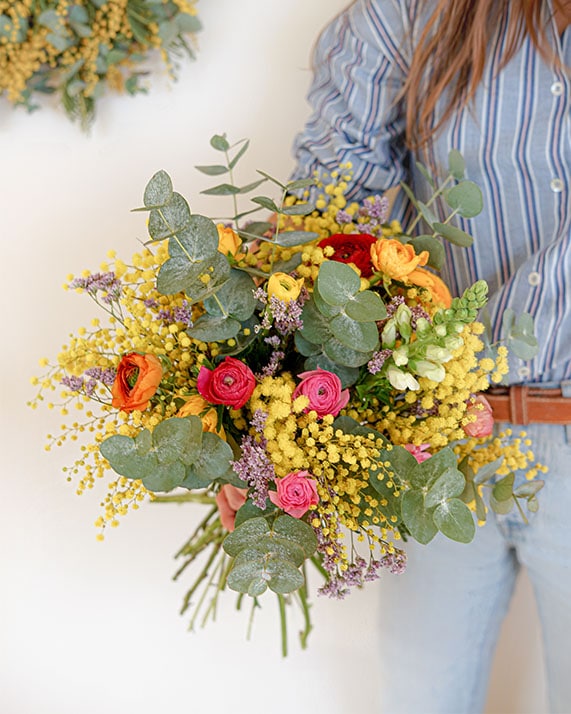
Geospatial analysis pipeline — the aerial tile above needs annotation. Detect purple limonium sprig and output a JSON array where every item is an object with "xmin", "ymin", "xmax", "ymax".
[
  {"xmin": 379, "ymin": 551, "xmax": 407, "ymax": 575},
  {"xmin": 368, "ymin": 349, "xmax": 393, "ymax": 374},
  {"xmin": 386, "ymin": 294, "xmax": 405, "ymax": 317},
  {"xmin": 268, "ymin": 295, "xmax": 304, "ymax": 336},
  {"xmin": 335, "ymin": 209, "xmax": 353, "ymax": 225},
  {"xmin": 410, "ymin": 305, "xmax": 431, "ymax": 329},
  {"xmin": 258, "ymin": 349, "xmax": 285, "ymax": 378},
  {"xmin": 156, "ymin": 300, "xmax": 193, "ymax": 327},
  {"xmin": 358, "ymin": 195, "xmax": 389, "ymax": 222},
  {"xmin": 68, "ymin": 272, "xmax": 121, "ymax": 304},
  {"xmin": 61, "ymin": 367, "xmax": 117, "ymax": 396},
  {"xmin": 231, "ymin": 433, "xmax": 275, "ymax": 509}
]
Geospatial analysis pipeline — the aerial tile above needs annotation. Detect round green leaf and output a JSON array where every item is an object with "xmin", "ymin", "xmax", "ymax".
[
  {"xmin": 445, "ymin": 181, "xmax": 483, "ymax": 218},
  {"xmin": 273, "ymin": 515, "xmax": 318, "ymax": 558},
  {"xmin": 425, "ymin": 468, "xmax": 466, "ymax": 508},
  {"xmin": 330, "ymin": 314, "xmax": 380, "ymax": 352},
  {"xmin": 433, "ymin": 499, "xmax": 475, "ymax": 543},
  {"xmin": 223, "ymin": 517, "xmax": 270, "ymax": 557},
  {"xmin": 345, "ymin": 290, "xmax": 387, "ymax": 322},
  {"xmin": 323, "ymin": 337, "xmax": 372, "ymax": 367},
  {"xmin": 316, "ymin": 260, "xmax": 361, "ymax": 306},
  {"xmin": 401, "ymin": 490, "xmax": 438, "ymax": 545}
]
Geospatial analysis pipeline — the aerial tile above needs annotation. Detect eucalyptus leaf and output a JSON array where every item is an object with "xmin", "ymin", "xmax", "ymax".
[
  {"xmin": 433, "ymin": 499, "xmax": 475, "ymax": 542},
  {"xmin": 408, "ymin": 235, "xmax": 445, "ymax": 271},
  {"xmin": 228, "ymin": 139, "xmax": 250, "ymax": 169},
  {"xmin": 410, "ymin": 447, "xmax": 458, "ymax": 489},
  {"xmin": 300, "ymin": 299, "xmax": 333, "ymax": 345},
  {"xmin": 148, "ymin": 193, "xmax": 191, "ymax": 241},
  {"xmin": 401, "ymin": 490, "xmax": 438, "ymax": 545},
  {"xmin": 274, "ymin": 230, "xmax": 319, "ymax": 247},
  {"xmin": 294, "ymin": 331, "xmax": 322, "ymax": 357},
  {"xmin": 425, "ymin": 468, "xmax": 466, "ymax": 508},
  {"xmin": 144, "ymin": 169, "xmax": 174, "ymax": 208},
  {"xmin": 492, "ymin": 472, "xmax": 515, "ymax": 502},
  {"xmin": 223, "ymin": 517, "xmax": 271, "ymax": 557},
  {"xmin": 315, "ymin": 260, "xmax": 361, "ymax": 306},
  {"xmin": 323, "ymin": 337, "xmax": 373, "ymax": 368},
  {"xmin": 330, "ymin": 314, "xmax": 380, "ymax": 353},
  {"xmin": 433, "ymin": 222, "xmax": 474, "ymax": 248},
  {"xmin": 445, "ymin": 181, "xmax": 483, "ymax": 218},
  {"xmin": 200, "ymin": 183, "xmax": 241, "ymax": 196},
  {"xmin": 194, "ymin": 164, "xmax": 228, "ymax": 176},
  {"xmin": 182, "ymin": 432, "xmax": 234, "ymax": 488},
  {"xmin": 345, "ymin": 290, "xmax": 387, "ymax": 322},
  {"xmin": 448, "ymin": 150, "xmax": 466, "ymax": 180},
  {"xmin": 210, "ymin": 134, "xmax": 230, "ymax": 151},
  {"xmin": 272, "ymin": 515, "xmax": 318, "ymax": 558},
  {"xmin": 513, "ymin": 480, "xmax": 544, "ymax": 498},
  {"xmin": 186, "ymin": 314, "xmax": 241, "ymax": 342},
  {"xmin": 203, "ymin": 269, "xmax": 257, "ymax": 321}
]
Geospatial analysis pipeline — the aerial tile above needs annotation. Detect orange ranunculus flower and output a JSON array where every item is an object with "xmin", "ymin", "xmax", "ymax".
[
  {"xmin": 370, "ymin": 238, "xmax": 429, "ymax": 280},
  {"xmin": 217, "ymin": 224, "xmax": 243, "ymax": 258},
  {"xmin": 177, "ymin": 394, "xmax": 225, "ymax": 438},
  {"xmin": 111, "ymin": 353, "xmax": 163, "ymax": 412},
  {"xmin": 407, "ymin": 267, "xmax": 453, "ymax": 308}
]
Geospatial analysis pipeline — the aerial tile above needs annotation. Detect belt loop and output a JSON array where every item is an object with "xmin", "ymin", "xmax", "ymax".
[
  {"xmin": 562, "ymin": 381, "xmax": 571, "ymax": 442},
  {"xmin": 509, "ymin": 385, "xmax": 529, "ymax": 425}
]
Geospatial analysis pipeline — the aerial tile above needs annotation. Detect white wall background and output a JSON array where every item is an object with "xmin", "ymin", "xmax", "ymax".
[{"xmin": 0, "ymin": 2, "xmax": 547, "ymax": 713}]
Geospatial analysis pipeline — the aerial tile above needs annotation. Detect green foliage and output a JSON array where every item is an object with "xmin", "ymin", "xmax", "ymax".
[
  {"xmin": 2, "ymin": 1, "xmax": 202, "ymax": 128},
  {"xmin": 99, "ymin": 416, "xmax": 232, "ymax": 493},
  {"xmin": 223, "ymin": 516, "xmax": 317, "ymax": 596},
  {"xmin": 389, "ymin": 448, "xmax": 475, "ymax": 544}
]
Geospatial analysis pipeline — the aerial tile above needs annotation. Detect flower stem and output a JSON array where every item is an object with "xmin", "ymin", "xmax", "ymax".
[{"xmin": 277, "ymin": 593, "xmax": 288, "ymax": 657}]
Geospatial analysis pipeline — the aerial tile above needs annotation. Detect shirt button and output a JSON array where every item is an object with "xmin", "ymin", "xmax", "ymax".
[
  {"xmin": 528, "ymin": 271, "xmax": 541, "ymax": 286},
  {"xmin": 551, "ymin": 81, "xmax": 564, "ymax": 96},
  {"xmin": 550, "ymin": 177, "xmax": 564, "ymax": 192},
  {"xmin": 518, "ymin": 366, "xmax": 531, "ymax": 379}
]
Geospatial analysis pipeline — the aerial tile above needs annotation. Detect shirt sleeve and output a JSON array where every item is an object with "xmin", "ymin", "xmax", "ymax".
[{"xmin": 290, "ymin": 0, "xmax": 413, "ymax": 202}]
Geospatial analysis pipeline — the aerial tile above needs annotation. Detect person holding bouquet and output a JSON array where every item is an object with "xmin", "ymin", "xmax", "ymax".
[{"xmin": 290, "ymin": 1, "xmax": 571, "ymax": 711}]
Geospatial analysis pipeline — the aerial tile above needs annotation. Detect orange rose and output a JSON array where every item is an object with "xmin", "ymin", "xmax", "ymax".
[
  {"xmin": 407, "ymin": 267, "xmax": 453, "ymax": 308},
  {"xmin": 177, "ymin": 394, "xmax": 225, "ymax": 438},
  {"xmin": 216, "ymin": 484, "xmax": 248, "ymax": 532},
  {"xmin": 111, "ymin": 353, "xmax": 163, "ymax": 412},
  {"xmin": 370, "ymin": 238, "xmax": 429, "ymax": 279},
  {"xmin": 217, "ymin": 224, "xmax": 243, "ymax": 258}
]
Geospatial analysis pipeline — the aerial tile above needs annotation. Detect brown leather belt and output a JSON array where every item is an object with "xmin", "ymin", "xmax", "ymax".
[{"xmin": 485, "ymin": 386, "xmax": 571, "ymax": 425}]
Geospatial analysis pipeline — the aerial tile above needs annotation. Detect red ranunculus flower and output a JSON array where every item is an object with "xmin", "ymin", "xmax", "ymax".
[
  {"xmin": 111, "ymin": 352, "xmax": 163, "ymax": 412},
  {"xmin": 318, "ymin": 233, "xmax": 377, "ymax": 277},
  {"xmin": 197, "ymin": 356, "xmax": 256, "ymax": 409}
]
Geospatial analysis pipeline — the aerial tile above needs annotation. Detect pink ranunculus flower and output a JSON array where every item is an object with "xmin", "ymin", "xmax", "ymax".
[
  {"xmin": 269, "ymin": 471, "xmax": 319, "ymax": 519},
  {"xmin": 215, "ymin": 484, "xmax": 248, "ymax": 532},
  {"xmin": 404, "ymin": 443, "xmax": 432, "ymax": 463},
  {"xmin": 197, "ymin": 356, "xmax": 256, "ymax": 409},
  {"xmin": 292, "ymin": 368, "xmax": 350, "ymax": 418},
  {"xmin": 464, "ymin": 394, "xmax": 494, "ymax": 438}
]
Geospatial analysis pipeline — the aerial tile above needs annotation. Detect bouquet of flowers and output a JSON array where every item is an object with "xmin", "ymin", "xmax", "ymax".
[
  {"xmin": 0, "ymin": 0, "xmax": 200, "ymax": 127},
  {"xmin": 31, "ymin": 134, "xmax": 544, "ymax": 654}
]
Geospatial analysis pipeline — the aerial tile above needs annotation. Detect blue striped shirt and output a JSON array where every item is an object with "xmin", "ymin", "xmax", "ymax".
[{"xmin": 291, "ymin": 0, "xmax": 570, "ymax": 385}]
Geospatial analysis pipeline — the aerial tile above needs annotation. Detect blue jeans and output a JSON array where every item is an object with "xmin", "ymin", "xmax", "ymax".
[{"xmin": 377, "ymin": 423, "xmax": 571, "ymax": 714}]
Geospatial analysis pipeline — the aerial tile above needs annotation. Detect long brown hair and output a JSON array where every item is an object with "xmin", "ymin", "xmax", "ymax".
[{"xmin": 404, "ymin": 0, "xmax": 564, "ymax": 149}]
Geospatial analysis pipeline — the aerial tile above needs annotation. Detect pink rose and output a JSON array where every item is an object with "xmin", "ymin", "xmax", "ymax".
[
  {"xmin": 293, "ymin": 368, "xmax": 350, "ymax": 418},
  {"xmin": 464, "ymin": 394, "xmax": 494, "ymax": 438},
  {"xmin": 269, "ymin": 471, "xmax": 319, "ymax": 519},
  {"xmin": 215, "ymin": 484, "xmax": 248, "ymax": 532},
  {"xmin": 404, "ymin": 443, "xmax": 432, "ymax": 463},
  {"xmin": 197, "ymin": 357, "xmax": 256, "ymax": 409}
]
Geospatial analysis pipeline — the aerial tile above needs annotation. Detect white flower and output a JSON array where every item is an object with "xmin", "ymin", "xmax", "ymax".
[
  {"xmin": 425, "ymin": 345, "xmax": 453, "ymax": 363},
  {"xmin": 387, "ymin": 365, "xmax": 420, "ymax": 391},
  {"xmin": 392, "ymin": 346, "xmax": 409, "ymax": 366},
  {"xmin": 414, "ymin": 360, "xmax": 445, "ymax": 382}
]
